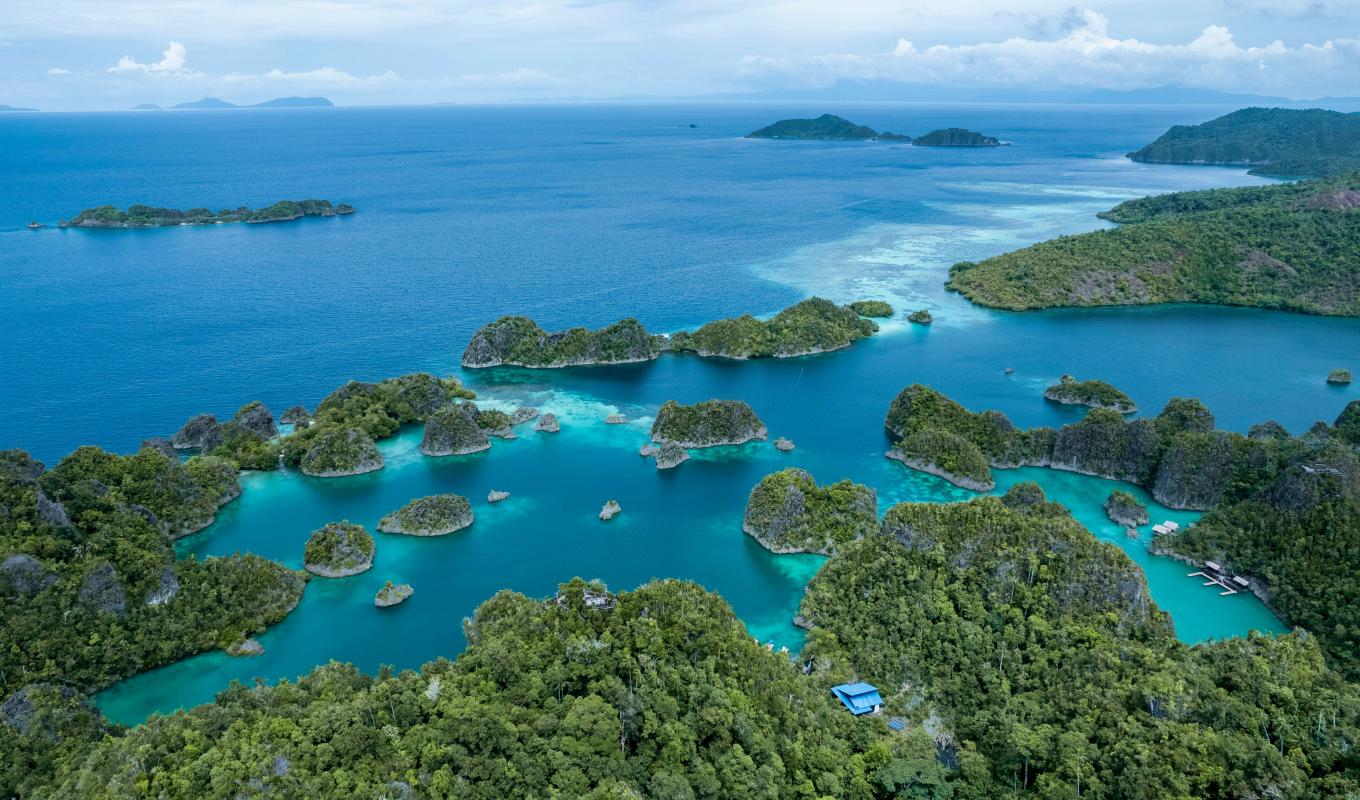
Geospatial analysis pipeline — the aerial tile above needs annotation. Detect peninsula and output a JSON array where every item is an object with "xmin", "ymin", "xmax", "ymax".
[
  {"xmin": 1127, "ymin": 107, "xmax": 1360, "ymax": 178},
  {"xmin": 60, "ymin": 199, "xmax": 354, "ymax": 228},
  {"xmin": 946, "ymin": 173, "xmax": 1360, "ymax": 315}
]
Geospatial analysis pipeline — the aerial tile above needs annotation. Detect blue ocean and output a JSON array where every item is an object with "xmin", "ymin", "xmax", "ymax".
[{"xmin": 2, "ymin": 104, "xmax": 1354, "ymax": 723}]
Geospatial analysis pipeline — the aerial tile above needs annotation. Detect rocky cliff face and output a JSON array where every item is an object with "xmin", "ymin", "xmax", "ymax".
[
  {"xmin": 1150, "ymin": 431, "xmax": 1239, "ymax": 510},
  {"xmin": 171, "ymin": 414, "xmax": 223, "ymax": 450},
  {"xmin": 1049, "ymin": 411, "xmax": 1160, "ymax": 484},
  {"xmin": 78, "ymin": 562, "xmax": 126, "ymax": 616},
  {"xmin": 303, "ymin": 522, "xmax": 375, "ymax": 578},
  {"xmin": 421, "ymin": 405, "xmax": 491, "ymax": 456},
  {"xmin": 378, "ymin": 494, "xmax": 474, "ymax": 536},
  {"xmin": 233, "ymin": 402, "xmax": 278, "ymax": 440},
  {"xmin": 0, "ymin": 554, "xmax": 57, "ymax": 596}
]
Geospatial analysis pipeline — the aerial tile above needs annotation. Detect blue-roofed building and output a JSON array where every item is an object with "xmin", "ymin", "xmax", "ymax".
[{"xmin": 830, "ymin": 682, "xmax": 882, "ymax": 716}]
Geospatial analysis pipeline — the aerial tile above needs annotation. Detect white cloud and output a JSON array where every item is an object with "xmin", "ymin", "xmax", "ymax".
[
  {"xmin": 737, "ymin": 9, "xmax": 1360, "ymax": 97},
  {"xmin": 47, "ymin": 67, "xmax": 70, "ymax": 75},
  {"xmin": 109, "ymin": 40, "xmax": 188, "ymax": 73},
  {"xmin": 458, "ymin": 68, "xmax": 563, "ymax": 86}
]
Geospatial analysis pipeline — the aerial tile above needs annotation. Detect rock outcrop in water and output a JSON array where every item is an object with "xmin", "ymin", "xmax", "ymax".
[
  {"xmin": 534, "ymin": 413, "xmax": 560, "ymax": 433},
  {"xmin": 227, "ymin": 638, "xmax": 265, "ymax": 656},
  {"xmin": 375, "ymin": 581, "xmax": 414, "ymax": 608},
  {"xmin": 378, "ymin": 494, "xmax": 474, "ymax": 536},
  {"xmin": 462, "ymin": 317, "xmax": 662, "ymax": 368},
  {"xmin": 62, "ymin": 199, "xmax": 352, "ymax": 228},
  {"xmin": 913, "ymin": 128, "xmax": 1003, "ymax": 147},
  {"xmin": 1329, "ymin": 368, "xmax": 1352, "ymax": 385},
  {"xmin": 599, "ymin": 500, "xmax": 621, "ymax": 521},
  {"xmin": 743, "ymin": 468, "xmax": 877, "ymax": 554},
  {"xmin": 848, "ymin": 300, "xmax": 894, "ymax": 318},
  {"xmin": 510, "ymin": 407, "xmax": 540, "ymax": 425},
  {"xmin": 171, "ymin": 414, "xmax": 223, "ymax": 451},
  {"xmin": 280, "ymin": 405, "xmax": 312, "ymax": 427},
  {"xmin": 300, "ymin": 428, "xmax": 383, "ymax": 477},
  {"xmin": 774, "ymin": 437, "xmax": 796, "ymax": 452},
  {"xmin": 304, "ymin": 521, "xmax": 375, "ymax": 578},
  {"xmin": 908, "ymin": 309, "xmax": 933, "ymax": 325},
  {"xmin": 421, "ymin": 405, "xmax": 490, "ymax": 456},
  {"xmin": 487, "ymin": 490, "xmax": 510, "ymax": 503},
  {"xmin": 654, "ymin": 441, "xmax": 689, "ymax": 470},
  {"xmin": 1104, "ymin": 490, "xmax": 1149, "ymax": 528},
  {"xmin": 650, "ymin": 400, "xmax": 767, "ymax": 448}
]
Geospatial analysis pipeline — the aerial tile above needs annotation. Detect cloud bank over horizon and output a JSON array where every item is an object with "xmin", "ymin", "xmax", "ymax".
[{"xmin": 4, "ymin": 1, "xmax": 1360, "ymax": 109}]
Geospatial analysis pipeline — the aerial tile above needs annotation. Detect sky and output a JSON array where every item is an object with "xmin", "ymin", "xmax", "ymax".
[{"xmin": 3, "ymin": 0, "xmax": 1359, "ymax": 110}]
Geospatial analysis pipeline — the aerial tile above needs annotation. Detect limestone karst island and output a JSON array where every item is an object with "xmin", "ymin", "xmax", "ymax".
[{"xmin": 6, "ymin": 6, "xmax": 1360, "ymax": 799}]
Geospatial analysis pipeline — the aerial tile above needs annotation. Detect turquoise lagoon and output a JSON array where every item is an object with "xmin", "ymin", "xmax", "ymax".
[{"xmin": 0, "ymin": 104, "xmax": 1343, "ymax": 723}]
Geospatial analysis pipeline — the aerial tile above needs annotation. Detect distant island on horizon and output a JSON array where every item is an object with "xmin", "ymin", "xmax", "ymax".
[
  {"xmin": 746, "ymin": 114, "xmax": 1004, "ymax": 146},
  {"xmin": 131, "ymin": 97, "xmax": 335, "ymax": 111}
]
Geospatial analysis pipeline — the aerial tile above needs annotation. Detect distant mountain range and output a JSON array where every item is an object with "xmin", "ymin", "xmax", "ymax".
[
  {"xmin": 0, "ymin": 104, "xmax": 38, "ymax": 112},
  {"xmin": 132, "ymin": 97, "xmax": 334, "ymax": 110},
  {"xmin": 549, "ymin": 83, "xmax": 1360, "ymax": 109}
]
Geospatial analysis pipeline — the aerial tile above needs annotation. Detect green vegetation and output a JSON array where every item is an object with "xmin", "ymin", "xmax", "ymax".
[
  {"xmin": 302, "ymin": 521, "xmax": 375, "ymax": 577},
  {"xmin": 1104, "ymin": 489, "xmax": 1149, "ymax": 527},
  {"xmin": 1043, "ymin": 375, "xmax": 1137, "ymax": 413},
  {"xmin": 280, "ymin": 373, "xmax": 474, "ymax": 469},
  {"xmin": 374, "ymin": 581, "xmax": 413, "ymax": 607},
  {"xmin": 849, "ymin": 299, "xmax": 894, "ymax": 317},
  {"xmin": 912, "ymin": 128, "xmax": 1002, "ymax": 147},
  {"xmin": 746, "ymin": 113, "xmax": 883, "ymax": 140},
  {"xmin": 650, "ymin": 399, "xmax": 766, "ymax": 447},
  {"xmin": 298, "ymin": 428, "xmax": 382, "ymax": 477},
  {"xmin": 377, "ymin": 494, "xmax": 473, "ymax": 536},
  {"xmin": 27, "ymin": 579, "xmax": 925, "ymax": 799},
  {"xmin": 801, "ymin": 488, "xmax": 1360, "ymax": 797},
  {"xmin": 462, "ymin": 316, "xmax": 662, "ymax": 368},
  {"xmin": 1329, "ymin": 368, "xmax": 1352, "ymax": 384},
  {"xmin": 670, "ymin": 297, "xmax": 879, "ymax": 358},
  {"xmin": 890, "ymin": 429, "xmax": 995, "ymax": 489},
  {"xmin": 1127, "ymin": 107, "xmax": 1360, "ymax": 178},
  {"xmin": 907, "ymin": 309, "xmax": 933, "ymax": 325},
  {"xmin": 476, "ymin": 408, "xmax": 513, "ymax": 432},
  {"xmin": 0, "ymin": 448, "xmax": 305, "ymax": 778},
  {"xmin": 742, "ymin": 468, "xmax": 878, "ymax": 554},
  {"xmin": 947, "ymin": 173, "xmax": 1360, "ymax": 315},
  {"xmin": 62, "ymin": 199, "xmax": 351, "ymax": 228}
]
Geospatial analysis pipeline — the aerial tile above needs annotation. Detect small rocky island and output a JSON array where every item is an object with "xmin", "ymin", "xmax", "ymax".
[
  {"xmin": 654, "ymin": 441, "xmax": 689, "ymax": 470},
  {"xmin": 887, "ymin": 429, "xmax": 996, "ymax": 491},
  {"xmin": 908, "ymin": 309, "xmax": 933, "ymax": 325},
  {"xmin": 374, "ymin": 581, "xmax": 414, "ymax": 608},
  {"xmin": 599, "ymin": 500, "xmax": 622, "ymax": 521},
  {"xmin": 743, "ymin": 468, "xmax": 877, "ymax": 554},
  {"xmin": 300, "ymin": 428, "xmax": 384, "ymax": 477},
  {"xmin": 1044, "ymin": 375, "xmax": 1137, "ymax": 414},
  {"xmin": 745, "ymin": 114, "xmax": 909, "ymax": 141},
  {"xmin": 60, "ymin": 199, "xmax": 354, "ymax": 228},
  {"xmin": 1105, "ymin": 490, "xmax": 1150, "ymax": 528},
  {"xmin": 303, "ymin": 521, "xmax": 375, "ymax": 578},
  {"xmin": 378, "ymin": 494, "xmax": 474, "ymax": 536},
  {"xmin": 1329, "ymin": 368, "xmax": 1352, "ymax": 385},
  {"xmin": 650, "ymin": 399, "xmax": 767, "ymax": 448},
  {"xmin": 461, "ymin": 317, "xmax": 662, "ymax": 368},
  {"xmin": 913, "ymin": 128, "xmax": 1003, "ymax": 147},
  {"xmin": 421, "ymin": 404, "xmax": 491, "ymax": 456}
]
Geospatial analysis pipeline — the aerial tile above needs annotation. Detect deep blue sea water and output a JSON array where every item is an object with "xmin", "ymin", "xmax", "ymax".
[{"xmin": 2, "ymin": 103, "xmax": 1354, "ymax": 724}]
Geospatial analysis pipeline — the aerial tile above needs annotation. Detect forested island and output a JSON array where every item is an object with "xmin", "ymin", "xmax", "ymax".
[
  {"xmin": 462, "ymin": 297, "xmax": 882, "ymax": 367},
  {"xmin": 946, "ymin": 173, "xmax": 1360, "ymax": 315},
  {"xmin": 59, "ymin": 199, "xmax": 355, "ymax": 228},
  {"xmin": 1127, "ymin": 107, "xmax": 1360, "ymax": 178},
  {"xmin": 1043, "ymin": 375, "xmax": 1137, "ymax": 413},
  {"xmin": 745, "ymin": 114, "xmax": 1003, "ymax": 146}
]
